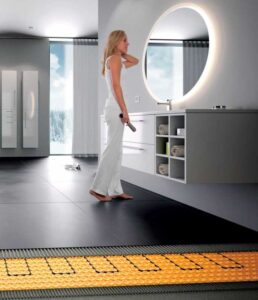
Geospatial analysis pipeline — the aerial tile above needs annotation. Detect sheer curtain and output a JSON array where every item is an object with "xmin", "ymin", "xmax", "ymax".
[
  {"xmin": 72, "ymin": 39, "xmax": 98, "ymax": 157},
  {"xmin": 183, "ymin": 41, "xmax": 209, "ymax": 94}
]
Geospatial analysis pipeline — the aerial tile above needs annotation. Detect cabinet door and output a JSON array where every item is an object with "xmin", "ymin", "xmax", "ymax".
[
  {"xmin": 1, "ymin": 71, "xmax": 17, "ymax": 148},
  {"xmin": 122, "ymin": 142, "xmax": 155, "ymax": 174},
  {"xmin": 23, "ymin": 71, "xmax": 38, "ymax": 148},
  {"xmin": 123, "ymin": 115, "xmax": 154, "ymax": 144}
]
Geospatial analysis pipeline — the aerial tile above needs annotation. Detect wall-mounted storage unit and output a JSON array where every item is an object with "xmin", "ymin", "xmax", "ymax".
[
  {"xmin": 1, "ymin": 70, "xmax": 17, "ymax": 148},
  {"xmin": 23, "ymin": 71, "xmax": 38, "ymax": 148},
  {"xmin": 101, "ymin": 110, "xmax": 258, "ymax": 183},
  {"xmin": 156, "ymin": 110, "xmax": 258, "ymax": 183}
]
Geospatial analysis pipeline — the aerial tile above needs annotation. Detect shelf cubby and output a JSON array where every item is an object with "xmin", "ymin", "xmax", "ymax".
[
  {"xmin": 156, "ymin": 115, "xmax": 169, "ymax": 135},
  {"xmin": 156, "ymin": 155, "xmax": 169, "ymax": 177},
  {"xmin": 169, "ymin": 137, "xmax": 185, "ymax": 158},
  {"xmin": 169, "ymin": 115, "xmax": 185, "ymax": 136},
  {"xmin": 156, "ymin": 136, "xmax": 169, "ymax": 156},
  {"xmin": 170, "ymin": 158, "xmax": 185, "ymax": 182}
]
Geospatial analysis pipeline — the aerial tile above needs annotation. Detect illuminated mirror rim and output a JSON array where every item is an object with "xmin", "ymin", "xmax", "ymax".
[{"xmin": 142, "ymin": 3, "xmax": 216, "ymax": 104}]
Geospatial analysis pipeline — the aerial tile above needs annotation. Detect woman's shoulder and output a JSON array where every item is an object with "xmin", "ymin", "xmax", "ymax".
[
  {"xmin": 106, "ymin": 54, "xmax": 122, "ymax": 66},
  {"xmin": 108, "ymin": 54, "xmax": 122, "ymax": 61}
]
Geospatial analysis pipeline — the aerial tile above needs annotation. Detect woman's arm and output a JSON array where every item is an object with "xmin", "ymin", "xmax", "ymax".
[
  {"xmin": 121, "ymin": 53, "xmax": 139, "ymax": 68},
  {"xmin": 109, "ymin": 55, "xmax": 130, "ymax": 123}
]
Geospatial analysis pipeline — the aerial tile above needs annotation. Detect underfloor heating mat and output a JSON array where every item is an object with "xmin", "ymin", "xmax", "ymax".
[{"xmin": 0, "ymin": 243, "xmax": 257, "ymax": 299}]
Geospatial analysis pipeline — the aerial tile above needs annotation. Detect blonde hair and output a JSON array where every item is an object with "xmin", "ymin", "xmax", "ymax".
[{"xmin": 101, "ymin": 30, "xmax": 126, "ymax": 76}]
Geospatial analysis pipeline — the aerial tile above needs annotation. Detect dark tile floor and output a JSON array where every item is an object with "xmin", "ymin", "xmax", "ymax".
[
  {"xmin": 0, "ymin": 156, "xmax": 258, "ymax": 299},
  {"xmin": 0, "ymin": 156, "xmax": 257, "ymax": 250}
]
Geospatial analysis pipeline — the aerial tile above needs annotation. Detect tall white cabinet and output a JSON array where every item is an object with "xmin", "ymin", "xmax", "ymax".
[
  {"xmin": 1, "ymin": 71, "xmax": 17, "ymax": 148},
  {"xmin": 22, "ymin": 71, "xmax": 38, "ymax": 148}
]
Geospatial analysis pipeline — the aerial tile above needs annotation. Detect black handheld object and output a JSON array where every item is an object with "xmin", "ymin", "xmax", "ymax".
[{"xmin": 119, "ymin": 113, "xmax": 136, "ymax": 132}]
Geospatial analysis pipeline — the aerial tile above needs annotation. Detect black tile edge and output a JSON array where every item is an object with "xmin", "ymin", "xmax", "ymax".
[
  {"xmin": 0, "ymin": 243, "xmax": 258, "ymax": 259},
  {"xmin": 0, "ymin": 282, "xmax": 258, "ymax": 299}
]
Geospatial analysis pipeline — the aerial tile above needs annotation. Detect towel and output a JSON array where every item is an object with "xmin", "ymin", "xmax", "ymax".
[
  {"xmin": 158, "ymin": 163, "xmax": 168, "ymax": 175},
  {"xmin": 158, "ymin": 124, "xmax": 168, "ymax": 135},
  {"xmin": 171, "ymin": 145, "xmax": 184, "ymax": 157}
]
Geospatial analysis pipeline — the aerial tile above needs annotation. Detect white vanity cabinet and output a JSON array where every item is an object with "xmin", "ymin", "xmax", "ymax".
[
  {"xmin": 101, "ymin": 109, "xmax": 258, "ymax": 183},
  {"xmin": 156, "ymin": 110, "xmax": 258, "ymax": 183}
]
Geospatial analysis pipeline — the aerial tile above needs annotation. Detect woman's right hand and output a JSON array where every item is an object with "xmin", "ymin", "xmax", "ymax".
[{"xmin": 121, "ymin": 111, "xmax": 130, "ymax": 124}]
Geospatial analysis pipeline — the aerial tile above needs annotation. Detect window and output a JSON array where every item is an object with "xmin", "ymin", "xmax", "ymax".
[
  {"xmin": 50, "ymin": 40, "xmax": 73, "ymax": 154},
  {"xmin": 146, "ymin": 41, "xmax": 183, "ymax": 100}
]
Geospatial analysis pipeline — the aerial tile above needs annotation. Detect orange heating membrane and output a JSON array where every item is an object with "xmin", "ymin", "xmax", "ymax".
[{"xmin": 0, "ymin": 251, "xmax": 257, "ymax": 291}]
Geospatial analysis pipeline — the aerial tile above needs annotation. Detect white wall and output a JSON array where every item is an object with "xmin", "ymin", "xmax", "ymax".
[{"xmin": 98, "ymin": 0, "xmax": 258, "ymax": 231}]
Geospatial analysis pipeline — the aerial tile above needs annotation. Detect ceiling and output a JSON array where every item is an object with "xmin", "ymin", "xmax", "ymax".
[
  {"xmin": 0, "ymin": 0, "xmax": 98, "ymax": 38},
  {"xmin": 150, "ymin": 8, "xmax": 209, "ymax": 40}
]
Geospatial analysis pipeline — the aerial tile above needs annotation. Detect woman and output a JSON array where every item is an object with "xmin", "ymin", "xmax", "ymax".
[{"xmin": 89, "ymin": 30, "xmax": 139, "ymax": 202}]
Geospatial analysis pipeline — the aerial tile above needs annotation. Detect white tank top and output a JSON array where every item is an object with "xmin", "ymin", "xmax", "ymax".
[{"xmin": 105, "ymin": 55, "xmax": 126, "ymax": 101}]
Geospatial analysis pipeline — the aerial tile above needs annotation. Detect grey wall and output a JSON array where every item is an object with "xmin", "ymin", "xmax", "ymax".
[
  {"xmin": 98, "ymin": 0, "xmax": 258, "ymax": 231},
  {"xmin": 0, "ymin": 38, "xmax": 49, "ymax": 157}
]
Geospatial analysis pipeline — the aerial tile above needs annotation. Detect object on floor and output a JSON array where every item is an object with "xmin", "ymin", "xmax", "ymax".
[
  {"xmin": 65, "ymin": 163, "xmax": 81, "ymax": 171},
  {"xmin": 171, "ymin": 145, "xmax": 184, "ymax": 157},
  {"xmin": 0, "ymin": 244, "xmax": 257, "ymax": 299}
]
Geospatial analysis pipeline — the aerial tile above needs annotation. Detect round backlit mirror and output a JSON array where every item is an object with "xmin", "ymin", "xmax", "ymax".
[{"xmin": 143, "ymin": 7, "xmax": 209, "ymax": 102}]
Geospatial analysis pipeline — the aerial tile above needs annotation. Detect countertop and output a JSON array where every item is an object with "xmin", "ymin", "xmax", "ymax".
[
  {"xmin": 101, "ymin": 109, "xmax": 258, "ymax": 117},
  {"xmin": 128, "ymin": 109, "xmax": 258, "ymax": 115}
]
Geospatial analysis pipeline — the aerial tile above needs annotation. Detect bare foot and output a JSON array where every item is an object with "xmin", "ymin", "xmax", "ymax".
[
  {"xmin": 89, "ymin": 190, "xmax": 112, "ymax": 202},
  {"xmin": 111, "ymin": 193, "xmax": 134, "ymax": 200}
]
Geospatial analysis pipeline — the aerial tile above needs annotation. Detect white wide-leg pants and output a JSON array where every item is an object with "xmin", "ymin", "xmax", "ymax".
[{"xmin": 90, "ymin": 98, "xmax": 124, "ymax": 196}]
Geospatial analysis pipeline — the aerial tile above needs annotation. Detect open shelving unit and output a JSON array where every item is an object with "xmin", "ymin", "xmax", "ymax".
[{"xmin": 155, "ymin": 114, "xmax": 186, "ymax": 183}]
